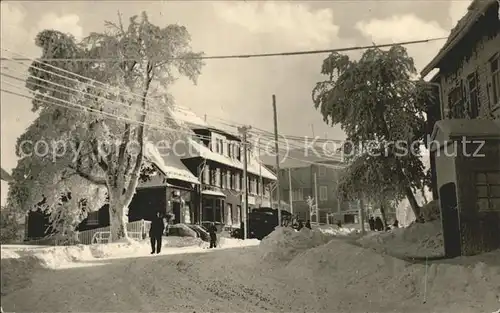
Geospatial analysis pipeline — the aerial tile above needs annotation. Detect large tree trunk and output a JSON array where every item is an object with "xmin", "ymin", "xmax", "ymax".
[
  {"xmin": 379, "ymin": 202, "xmax": 388, "ymax": 231},
  {"xmin": 108, "ymin": 188, "xmax": 128, "ymax": 241},
  {"xmin": 403, "ymin": 186, "xmax": 422, "ymax": 222}
]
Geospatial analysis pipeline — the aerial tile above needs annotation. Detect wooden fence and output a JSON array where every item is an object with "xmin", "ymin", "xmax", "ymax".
[{"xmin": 23, "ymin": 220, "xmax": 151, "ymax": 246}]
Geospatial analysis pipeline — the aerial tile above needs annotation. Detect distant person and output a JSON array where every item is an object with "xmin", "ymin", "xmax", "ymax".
[
  {"xmin": 393, "ymin": 219, "xmax": 399, "ymax": 228},
  {"xmin": 368, "ymin": 216, "xmax": 375, "ymax": 231},
  {"xmin": 297, "ymin": 220, "xmax": 304, "ymax": 231},
  {"xmin": 336, "ymin": 220, "xmax": 342, "ymax": 228},
  {"xmin": 208, "ymin": 222, "xmax": 218, "ymax": 248},
  {"xmin": 149, "ymin": 211, "xmax": 165, "ymax": 254},
  {"xmin": 305, "ymin": 220, "xmax": 311, "ymax": 229},
  {"xmin": 374, "ymin": 217, "xmax": 383, "ymax": 231}
]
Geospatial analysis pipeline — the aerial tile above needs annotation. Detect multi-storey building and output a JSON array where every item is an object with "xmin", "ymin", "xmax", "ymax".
[
  {"xmin": 24, "ymin": 107, "xmax": 276, "ymax": 241},
  {"xmin": 260, "ymin": 149, "xmax": 355, "ymax": 223},
  {"xmin": 159, "ymin": 107, "xmax": 276, "ymax": 226}
]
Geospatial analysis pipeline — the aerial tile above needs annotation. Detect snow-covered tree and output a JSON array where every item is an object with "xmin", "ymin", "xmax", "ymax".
[
  {"xmin": 312, "ymin": 46, "xmax": 433, "ymax": 221},
  {"xmin": 7, "ymin": 12, "xmax": 203, "ymax": 241}
]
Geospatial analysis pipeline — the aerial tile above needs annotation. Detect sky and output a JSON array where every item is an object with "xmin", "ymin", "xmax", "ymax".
[{"xmin": 0, "ymin": 0, "xmax": 472, "ymax": 205}]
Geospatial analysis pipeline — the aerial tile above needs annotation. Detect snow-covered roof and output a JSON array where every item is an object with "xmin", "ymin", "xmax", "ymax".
[
  {"xmin": 166, "ymin": 106, "xmax": 277, "ymax": 181},
  {"xmin": 183, "ymin": 138, "xmax": 277, "ymax": 180},
  {"xmin": 431, "ymin": 119, "xmax": 500, "ymax": 142},
  {"xmin": 144, "ymin": 142, "xmax": 200, "ymax": 185},
  {"xmin": 168, "ymin": 106, "xmax": 210, "ymax": 128}
]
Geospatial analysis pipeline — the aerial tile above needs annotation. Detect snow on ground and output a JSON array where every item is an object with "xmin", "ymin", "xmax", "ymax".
[
  {"xmin": 259, "ymin": 227, "xmax": 336, "ymax": 263},
  {"xmin": 315, "ymin": 224, "xmax": 359, "ymax": 236},
  {"xmin": 1, "ymin": 229, "xmax": 499, "ymax": 313},
  {"xmin": 357, "ymin": 220, "xmax": 445, "ymax": 258}
]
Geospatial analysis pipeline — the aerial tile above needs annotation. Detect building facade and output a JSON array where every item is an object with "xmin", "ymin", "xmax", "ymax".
[
  {"xmin": 24, "ymin": 108, "xmax": 276, "ymax": 241},
  {"xmin": 421, "ymin": 0, "xmax": 500, "ymax": 120},
  {"xmin": 261, "ymin": 149, "xmax": 355, "ymax": 224},
  {"xmin": 422, "ymin": 0, "xmax": 500, "ymax": 255}
]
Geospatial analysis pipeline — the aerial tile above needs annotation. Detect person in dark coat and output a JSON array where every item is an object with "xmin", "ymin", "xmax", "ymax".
[
  {"xmin": 297, "ymin": 220, "xmax": 304, "ymax": 231},
  {"xmin": 305, "ymin": 220, "xmax": 311, "ymax": 229},
  {"xmin": 368, "ymin": 216, "xmax": 375, "ymax": 231},
  {"xmin": 208, "ymin": 222, "xmax": 218, "ymax": 248},
  {"xmin": 150, "ymin": 211, "xmax": 165, "ymax": 254},
  {"xmin": 374, "ymin": 217, "xmax": 384, "ymax": 231},
  {"xmin": 393, "ymin": 219, "xmax": 399, "ymax": 228}
]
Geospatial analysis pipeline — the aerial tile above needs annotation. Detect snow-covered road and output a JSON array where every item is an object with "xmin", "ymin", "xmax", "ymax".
[
  {"xmin": 2, "ymin": 230, "xmax": 499, "ymax": 313},
  {"xmin": 1, "ymin": 245, "xmax": 416, "ymax": 312}
]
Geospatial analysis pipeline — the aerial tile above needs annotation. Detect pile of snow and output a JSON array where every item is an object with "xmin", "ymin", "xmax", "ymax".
[
  {"xmin": 357, "ymin": 220, "xmax": 444, "ymax": 258},
  {"xmin": 218, "ymin": 237, "xmax": 260, "ymax": 248},
  {"xmin": 258, "ymin": 227, "xmax": 334, "ymax": 263},
  {"xmin": 316, "ymin": 225, "xmax": 358, "ymax": 236},
  {"xmin": 282, "ymin": 239, "xmax": 500, "ymax": 311}
]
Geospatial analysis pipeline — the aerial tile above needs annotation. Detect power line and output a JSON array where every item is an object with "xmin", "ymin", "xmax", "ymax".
[
  {"xmin": 0, "ymin": 37, "xmax": 448, "ymax": 62},
  {"xmin": 2, "ymin": 49, "xmax": 346, "ymax": 143},
  {"xmin": 1, "ymin": 80, "xmax": 339, "ymax": 161}
]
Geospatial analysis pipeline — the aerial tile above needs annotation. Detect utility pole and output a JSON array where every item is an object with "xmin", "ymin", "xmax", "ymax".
[
  {"xmin": 310, "ymin": 124, "xmax": 315, "ymax": 137},
  {"xmin": 272, "ymin": 95, "xmax": 282, "ymax": 227},
  {"xmin": 313, "ymin": 172, "xmax": 319, "ymax": 224},
  {"xmin": 359, "ymin": 196, "xmax": 366, "ymax": 235},
  {"xmin": 288, "ymin": 168, "xmax": 293, "ymax": 215},
  {"xmin": 238, "ymin": 125, "xmax": 251, "ymax": 239},
  {"xmin": 258, "ymin": 137, "xmax": 264, "ymax": 207}
]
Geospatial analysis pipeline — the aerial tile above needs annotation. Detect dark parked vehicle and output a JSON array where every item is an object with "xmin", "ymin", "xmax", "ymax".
[{"xmin": 231, "ymin": 207, "xmax": 292, "ymax": 240}]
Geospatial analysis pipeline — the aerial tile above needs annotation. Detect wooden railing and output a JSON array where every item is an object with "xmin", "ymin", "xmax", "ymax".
[{"xmin": 23, "ymin": 220, "xmax": 151, "ymax": 246}]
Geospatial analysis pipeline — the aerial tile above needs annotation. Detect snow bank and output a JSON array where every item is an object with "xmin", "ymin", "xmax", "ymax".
[
  {"xmin": 259, "ymin": 227, "xmax": 334, "ymax": 263},
  {"xmin": 218, "ymin": 237, "xmax": 260, "ymax": 248},
  {"xmin": 283, "ymin": 239, "xmax": 500, "ymax": 310},
  {"xmin": 357, "ymin": 220, "xmax": 444, "ymax": 258},
  {"xmin": 316, "ymin": 225, "xmax": 358, "ymax": 236}
]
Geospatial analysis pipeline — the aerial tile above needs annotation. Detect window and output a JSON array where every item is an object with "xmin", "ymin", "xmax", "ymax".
[
  {"xmin": 226, "ymin": 204, "xmax": 233, "ymax": 226},
  {"xmin": 448, "ymin": 83, "xmax": 465, "ymax": 118},
  {"xmin": 292, "ymin": 188, "xmax": 303, "ymax": 201},
  {"xmin": 226, "ymin": 170, "xmax": 231, "ymax": 189},
  {"xmin": 319, "ymin": 186, "xmax": 328, "ymax": 201},
  {"xmin": 87, "ymin": 211, "xmax": 99, "ymax": 225},
  {"xmin": 475, "ymin": 171, "xmax": 500, "ymax": 212},
  {"xmin": 490, "ymin": 54, "xmax": 500, "ymax": 106},
  {"xmin": 203, "ymin": 165, "xmax": 210, "ymax": 184},
  {"xmin": 318, "ymin": 166, "xmax": 326, "ymax": 177},
  {"xmin": 466, "ymin": 72, "xmax": 479, "ymax": 118},
  {"xmin": 215, "ymin": 168, "xmax": 221, "ymax": 187},
  {"xmin": 233, "ymin": 205, "xmax": 241, "ymax": 225},
  {"xmin": 221, "ymin": 170, "xmax": 226, "ymax": 188},
  {"xmin": 235, "ymin": 173, "xmax": 241, "ymax": 191},
  {"xmin": 228, "ymin": 143, "xmax": 233, "ymax": 158}
]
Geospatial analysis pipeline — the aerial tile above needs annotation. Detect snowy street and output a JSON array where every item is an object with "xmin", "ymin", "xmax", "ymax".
[{"xmin": 2, "ymin": 229, "xmax": 499, "ymax": 313}]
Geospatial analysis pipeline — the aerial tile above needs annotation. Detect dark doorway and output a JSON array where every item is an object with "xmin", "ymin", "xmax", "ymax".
[
  {"xmin": 439, "ymin": 182, "xmax": 462, "ymax": 257},
  {"xmin": 172, "ymin": 202, "xmax": 181, "ymax": 224}
]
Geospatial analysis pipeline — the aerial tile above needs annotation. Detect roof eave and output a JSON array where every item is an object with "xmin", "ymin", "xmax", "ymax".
[{"xmin": 420, "ymin": 1, "xmax": 492, "ymax": 77}]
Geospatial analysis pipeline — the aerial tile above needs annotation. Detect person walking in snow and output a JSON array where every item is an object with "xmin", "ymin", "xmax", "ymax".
[
  {"xmin": 297, "ymin": 220, "xmax": 304, "ymax": 231},
  {"xmin": 208, "ymin": 222, "xmax": 218, "ymax": 248},
  {"xmin": 374, "ymin": 216, "xmax": 383, "ymax": 231},
  {"xmin": 149, "ymin": 211, "xmax": 165, "ymax": 254},
  {"xmin": 368, "ymin": 216, "xmax": 375, "ymax": 231},
  {"xmin": 393, "ymin": 219, "xmax": 399, "ymax": 228},
  {"xmin": 305, "ymin": 220, "xmax": 311, "ymax": 229}
]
